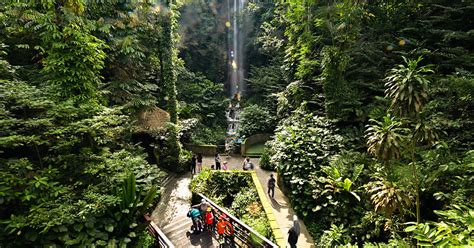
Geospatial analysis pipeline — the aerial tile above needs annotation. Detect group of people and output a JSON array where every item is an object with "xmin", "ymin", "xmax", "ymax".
[
  {"xmin": 187, "ymin": 199, "xmax": 235, "ymax": 244},
  {"xmin": 190, "ymin": 154, "xmax": 258, "ymax": 174},
  {"xmin": 190, "ymin": 153, "xmax": 229, "ymax": 174},
  {"xmin": 188, "ymin": 156, "xmax": 300, "ymax": 247},
  {"xmin": 187, "ymin": 199, "xmax": 214, "ymax": 233},
  {"xmin": 187, "ymin": 199, "xmax": 300, "ymax": 247}
]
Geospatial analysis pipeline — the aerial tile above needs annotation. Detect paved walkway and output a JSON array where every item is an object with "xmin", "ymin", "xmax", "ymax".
[
  {"xmin": 202, "ymin": 155, "xmax": 315, "ymax": 248},
  {"xmin": 151, "ymin": 155, "xmax": 315, "ymax": 247},
  {"xmin": 151, "ymin": 172, "xmax": 221, "ymax": 247}
]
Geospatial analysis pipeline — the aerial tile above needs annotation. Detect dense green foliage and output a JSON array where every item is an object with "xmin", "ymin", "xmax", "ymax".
[
  {"xmin": 1, "ymin": 0, "xmax": 473, "ymax": 246},
  {"xmin": 239, "ymin": 104, "xmax": 276, "ymax": 138},
  {"xmin": 243, "ymin": 0, "xmax": 473, "ymax": 246},
  {"xmin": 176, "ymin": 67, "xmax": 228, "ymax": 144},
  {"xmin": 190, "ymin": 169, "xmax": 273, "ymax": 239},
  {"xmin": 258, "ymin": 145, "xmax": 275, "ymax": 171},
  {"xmin": 0, "ymin": 76, "xmax": 165, "ymax": 246},
  {"xmin": 0, "ymin": 0, "xmax": 182, "ymax": 246},
  {"xmin": 175, "ymin": 0, "xmax": 230, "ymax": 145}
]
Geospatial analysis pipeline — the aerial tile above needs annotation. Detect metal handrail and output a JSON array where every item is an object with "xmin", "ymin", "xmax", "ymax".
[
  {"xmin": 198, "ymin": 193, "xmax": 279, "ymax": 248},
  {"xmin": 144, "ymin": 215, "xmax": 175, "ymax": 248}
]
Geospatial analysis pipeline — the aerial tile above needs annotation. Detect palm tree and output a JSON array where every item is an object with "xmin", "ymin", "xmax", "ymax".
[
  {"xmin": 385, "ymin": 56, "xmax": 433, "ymax": 118},
  {"xmin": 384, "ymin": 56, "xmax": 434, "ymax": 224},
  {"xmin": 365, "ymin": 176, "xmax": 413, "ymax": 218},
  {"xmin": 365, "ymin": 114, "xmax": 408, "ymax": 161}
]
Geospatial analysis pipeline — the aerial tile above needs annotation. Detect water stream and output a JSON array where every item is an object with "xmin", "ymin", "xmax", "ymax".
[{"xmin": 225, "ymin": 0, "xmax": 246, "ymax": 153}]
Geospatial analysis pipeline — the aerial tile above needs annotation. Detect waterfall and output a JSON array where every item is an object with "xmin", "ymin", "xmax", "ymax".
[
  {"xmin": 229, "ymin": 0, "xmax": 245, "ymax": 97},
  {"xmin": 225, "ymin": 0, "xmax": 246, "ymax": 154}
]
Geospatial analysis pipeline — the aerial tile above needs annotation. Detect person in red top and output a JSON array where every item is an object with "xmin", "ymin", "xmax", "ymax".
[
  {"xmin": 216, "ymin": 214, "xmax": 226, "ymax": 236},
  {"xmin": 204, "ymin": 207, "xmax": 214, "ymax": 232},
  {"xmin": 216, "ymin": 214, "xmax": 234, "ymax": 245}
]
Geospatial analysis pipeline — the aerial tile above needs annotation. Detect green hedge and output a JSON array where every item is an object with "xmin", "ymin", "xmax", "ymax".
[{"xmin": 190, "ymin": 169, "xmax": 273, "ymax": 239}]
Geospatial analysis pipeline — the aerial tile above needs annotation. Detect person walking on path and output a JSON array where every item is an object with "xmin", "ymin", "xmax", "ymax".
[
  {"xmin": 190, "ymin": 154, "xmax": 197, "ymax": 175},
  {"xmin": 196, "ymin": 153, "xmax": 203, "ymax": 173},
  {"xmin": 242, "ymin": 157, "xmax": 253, "ymax": 170},
  {"xmin": 267, "ymin": 174, "xmax": 276, "ymax": 199},
  {"xmin": 288, "ymin": 215, "xmax": 300, "ymax": 248},
  {"xmin": 215, "ymin": 153, "xmax": 221, "ymax": 170}
]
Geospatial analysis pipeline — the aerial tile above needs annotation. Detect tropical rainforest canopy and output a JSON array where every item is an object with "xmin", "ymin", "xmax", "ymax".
[{"xmin": 0, "ymin": 0, "xmax": 473, "ymax": 247}]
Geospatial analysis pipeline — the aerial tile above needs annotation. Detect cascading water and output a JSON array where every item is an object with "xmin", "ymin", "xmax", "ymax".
[{"xmin": 225, "ymin": 0, "xmax": 246, "ymax": 154}]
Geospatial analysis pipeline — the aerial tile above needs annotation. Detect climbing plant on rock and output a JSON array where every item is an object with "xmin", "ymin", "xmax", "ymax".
[{"xmin": 160, "ymin": 0, "xmax": 180, "ymax": 124}]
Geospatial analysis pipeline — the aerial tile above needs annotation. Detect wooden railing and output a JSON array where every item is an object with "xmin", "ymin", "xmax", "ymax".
[
  {"xmin": 144, "ymin": 215, "xmax": 175, "ymax": 248},
  {"xmin": 198, "ymin": 193, "xmax": 279, "ymax": 248}
]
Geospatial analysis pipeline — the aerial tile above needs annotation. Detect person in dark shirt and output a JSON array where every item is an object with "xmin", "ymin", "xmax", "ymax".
[
  {"xmin": 288, "ymin": 215, "xmax": 300, "ymax": 248},
  {"xmin": 191, "ymin": 154, "xmax": 197, "ymax": 175},
  {"xmin": 267, "ymin": 174, "xmax": 276, "ymax": 199},
  {"xmin": 215, "ymin": 153, "xmax": 221, "ymax": 170},
  {"xmin": 197, "ymin": 153, "xmax": 203, "ymax": 173}
]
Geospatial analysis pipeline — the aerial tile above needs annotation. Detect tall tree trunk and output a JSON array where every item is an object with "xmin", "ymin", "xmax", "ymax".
[{"xmin": 161, "ymin": 0, "xmax": 178, "ymax": 124}]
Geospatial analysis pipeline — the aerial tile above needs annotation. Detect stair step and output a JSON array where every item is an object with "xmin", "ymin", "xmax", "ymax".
[
  {"xmin": 163, "ymin": 220, "xmax": 192, "ymax": 237},
  {"xmin": 161, "ymin": 176, "xmax": 173, "ymax": 188},
  {"xmin": 162, "ymin": 215, "xmax": 189, "ymax": 230}
]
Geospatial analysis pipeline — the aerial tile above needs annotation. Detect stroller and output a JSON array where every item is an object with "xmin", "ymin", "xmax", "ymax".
[{"xmin": 187, "ymin": 208, "xmax": 203, "ymax": 233}]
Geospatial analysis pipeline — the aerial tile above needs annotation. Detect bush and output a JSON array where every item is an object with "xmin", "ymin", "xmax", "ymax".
[
  {"xmin": 270, "ymin": 109, "xmax": 346, "ymax": 217},
  {"xmin": 190, "ymin": 169, "xmax": 252, "ymax": 205},
  {"xmin": 133, "ymin": 231, "xmax": 155, "ymax": 248},
  {"xmin": 259, "ymin": 145, "xmax": 275, "ymax": 171},
  {"xmin": 230, "ymin": 188, "xmax": 259, "ymax": 217},
  {"xmin": 0, "ymin": 149, "xmax": 165, "ymax": 247},
  {"xmin": 191, "ymin": 124, "xmax": 226, "ymax": 145},
  {"xmin": 242, "ymin": 214, "xmax": 272, "ymax": 240},
  {"xmin": 239, "ymin": 104, "xmax": 276, "ymax": 138}
]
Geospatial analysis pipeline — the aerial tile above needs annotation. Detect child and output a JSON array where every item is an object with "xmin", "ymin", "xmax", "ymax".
[
  {"xmin": 204, "ymin": 207, "xmax": 214, "ymax": 232},
  {"xmin": 216, "ymin": 214, "xmax": 233, "ymax": 245},
  {"xmin": 222, "ymin": 161, "xmax": 228, "ymax": 170}
]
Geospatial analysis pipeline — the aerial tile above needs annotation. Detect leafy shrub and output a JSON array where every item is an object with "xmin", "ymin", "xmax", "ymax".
[
  {"xmin": 270, "ymin": 109, "xmax": 346, "ymax": 217},
  {"xmin": 239, "ymin": 104, "xmax": 277, "ymax": 138},
  {"xmin": 190, "ymin": 169, "xmax": 252, "ymax": 205},
  {"xmin": 405, "ymin": 204, "xmax": 474, "ymax": 247},
  {"xmin": 178, "ymin": 118, "xmax": 199, "ymax": 144},
  {"xmin": 0, "ymin": 149, "xmax": 165, "ymax": 247},
  {"xmin": 230, "ymin": 188, "xmax": 259, "ymax": 217},
  {"xmin": 242, "ymin": 214, "xmax": 272, "ymax": 240},
  {"xmin": 259, "ymin": 146, "xmax": 275, "ymax": 171},
  {"xmin": 320, "ymin": 224, "xmax": 352, "ymax": 247},
  {"xmin": 133, "ymin": 230, "xmax": 156, "ymax": 248},
  {"xmin": 191, "ymin": 124, "xmax": 226, "ymax": 145}
]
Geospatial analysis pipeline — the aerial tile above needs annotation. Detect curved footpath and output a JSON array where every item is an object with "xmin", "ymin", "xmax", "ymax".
[{"xmin": 151, "ymin": 155, "xmax": 315, "ymax": 247}]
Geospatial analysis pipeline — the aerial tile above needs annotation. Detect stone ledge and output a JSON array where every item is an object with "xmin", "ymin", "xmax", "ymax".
[{"xmin": 251, "ymin": 171, "xmax": 286, "ymax": 248}]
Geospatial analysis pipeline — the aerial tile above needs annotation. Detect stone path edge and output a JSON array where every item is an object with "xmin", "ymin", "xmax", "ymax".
[
  {"xmin": 209, "ymin": 170, "xmax": 285, "ymax": 247},
  {"xmin": 251, "ymin": 171, "xmax": 286, "ymax": 248}
]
